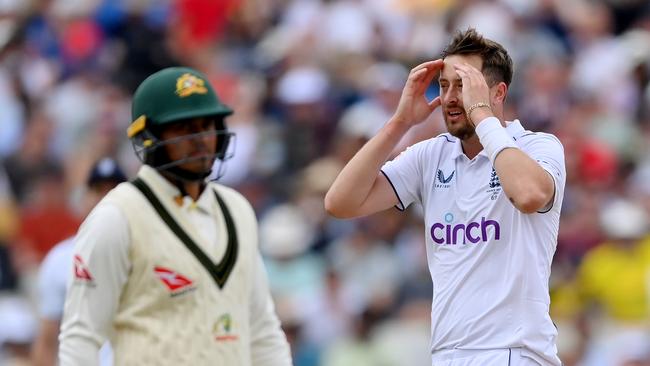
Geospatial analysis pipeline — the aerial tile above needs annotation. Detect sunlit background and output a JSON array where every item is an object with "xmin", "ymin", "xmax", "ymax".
[{"xmin": 1, "ymin": 0, "xmax": 650, "ymax": 365}]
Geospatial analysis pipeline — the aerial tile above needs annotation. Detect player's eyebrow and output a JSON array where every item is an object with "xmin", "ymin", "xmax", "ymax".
[{"xmin": 438, "ymin": 77, "xmax": 462, "ymax": 83}]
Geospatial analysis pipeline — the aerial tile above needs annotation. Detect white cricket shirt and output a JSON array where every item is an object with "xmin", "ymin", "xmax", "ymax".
[
  {"xmin": 59, "ymin": 166, "xmax": 291, "ymax": 366},
  {"xmin": 381, "ymin": 120, "xmax": 565, "ymax": 366}
]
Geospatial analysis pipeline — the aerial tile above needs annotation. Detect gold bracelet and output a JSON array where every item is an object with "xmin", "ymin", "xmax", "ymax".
[{"xmin": 466, "ymin": 102, "xmax": 492, "ymax": 125}]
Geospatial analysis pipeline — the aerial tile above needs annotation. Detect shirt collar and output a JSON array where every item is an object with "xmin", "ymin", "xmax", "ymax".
[
  {"xmin": 138, "ymin": 165, "xmax": 213, "ymax": 214},
  {"xmin": 505, "ymin": 119, "xmax": 525, "ymax": 137},
  {"xmin": 449, "ymin": 135, "xmax": 465, "ymax": 160},
  {"xmin": 450, "ymin": 119, "xmax": 524, "ymax": 160}
]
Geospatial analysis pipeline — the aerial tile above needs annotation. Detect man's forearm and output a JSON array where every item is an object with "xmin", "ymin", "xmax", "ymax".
[
  {"xmin": 31, "ymin": 319, "xmax": 60, "ymax": 366},
  {"xmin": 324, "ymin": 118, "xmax": 408, "ymax": 217}
]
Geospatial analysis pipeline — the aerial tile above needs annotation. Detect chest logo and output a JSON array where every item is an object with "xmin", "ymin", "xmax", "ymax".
[
  {"xmin": 437, "ymin": 169, "xmax": 455, "ymax": 184},
  {"xmin": 435, "ymin": 169, "xmax": 455, "ymax": 188},
  {"xmin": 213, "ymin": 313, "xmax": 239, "ymax": 342},
  {"xmin": 489, "ymin": 168, "xmax": 501, "ymax": 188},
  {"xmin": 154, "ymin": 266, "xmax": 196, "ymax": 296},
  {"xmin": 430, "ymin": 213, "xmax": 501, "ymax": 245},
  {"xmin": 487, "ymin": 168, "xmax": 502, "ymax": 200}
]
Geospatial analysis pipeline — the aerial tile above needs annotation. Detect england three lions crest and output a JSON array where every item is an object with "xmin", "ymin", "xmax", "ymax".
[{"xmin": 487, "ymin": 168, "xmax": 502, "ymax": 200}]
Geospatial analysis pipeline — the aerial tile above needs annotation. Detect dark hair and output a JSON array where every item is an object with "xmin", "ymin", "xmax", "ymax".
[{"xmin": 442, "ymin": 28, "xmax": 513, "ymax": 86}]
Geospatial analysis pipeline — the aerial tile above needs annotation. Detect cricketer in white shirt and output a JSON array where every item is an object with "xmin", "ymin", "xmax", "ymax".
[
  {"xmin": 59, "ymin": 67, "xmax": 291, "ymax": 366},
  {"xmin": 325, "ymin": 29, "xmax": 566, "ymax": 366},
  {"xmin": 58, "ymin": 166, "xmax": 292, "ymax": 366},
  {"xmin": 381, "ymin": 120, "xmax": 564, "ymax": 365}
]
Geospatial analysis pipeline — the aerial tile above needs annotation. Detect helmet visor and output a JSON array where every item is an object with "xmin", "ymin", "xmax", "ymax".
[{"xmin": 132, "ymin": 129, "xmax": 236, "ymax": 175}]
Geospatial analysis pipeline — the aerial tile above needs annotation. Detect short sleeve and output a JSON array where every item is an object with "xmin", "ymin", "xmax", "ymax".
[
  {"xmin": 380, "ymin": 142, "xmax": 426, "ymax": 211},
  {"xmin": 520, "ymin": 134, "xmax": 566, "ymax": 213}
]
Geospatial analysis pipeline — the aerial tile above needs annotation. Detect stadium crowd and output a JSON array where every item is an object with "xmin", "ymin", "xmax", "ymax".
[{"xmin": 1, "ymin": 0, "xmax": 650, "ymax": 365}]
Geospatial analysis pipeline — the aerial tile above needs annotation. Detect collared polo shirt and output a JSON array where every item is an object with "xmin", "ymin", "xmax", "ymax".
[{"xmin": 381, "ymin": 120, "xmax": 565, "ymax": 366}]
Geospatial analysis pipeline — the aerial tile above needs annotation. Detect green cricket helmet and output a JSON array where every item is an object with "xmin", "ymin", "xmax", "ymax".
[{"xmin": 127, "ymin": 67, "xmax": 235, "ymax": 181}]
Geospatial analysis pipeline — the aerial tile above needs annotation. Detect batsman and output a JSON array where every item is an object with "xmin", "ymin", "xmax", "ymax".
[{"xmin": 59, "ymin": 67, "xmax": 292, "ymax": 366}]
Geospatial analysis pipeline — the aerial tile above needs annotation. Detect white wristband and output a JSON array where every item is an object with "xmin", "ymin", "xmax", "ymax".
[{"xmin": 474, "ymin": 117, "xmax": 518, "ymax": 164}]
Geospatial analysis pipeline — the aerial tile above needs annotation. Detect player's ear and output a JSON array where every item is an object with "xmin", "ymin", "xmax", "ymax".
[{"xmin": 492, "ymin": 81, "xmax": 508, "ymax": 105}]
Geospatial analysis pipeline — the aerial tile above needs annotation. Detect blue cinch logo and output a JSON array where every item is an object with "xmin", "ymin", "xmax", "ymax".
[
  {"xmin": 437, "ymin": 169, "xmax": 455, "ymax": 184},
  {"xmin": 430, "ymin": 216, "xmax": 501, "ymax": 245}
]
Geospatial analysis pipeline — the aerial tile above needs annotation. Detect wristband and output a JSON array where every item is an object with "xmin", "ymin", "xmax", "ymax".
[{"xmin": 474, "ymin": 117, "xmax": 518, "ymax": 163}]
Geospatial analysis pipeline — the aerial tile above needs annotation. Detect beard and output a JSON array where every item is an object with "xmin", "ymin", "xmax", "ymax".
[
  {"xmin": 180, "ymin": 154, "xmax": 217, "ymax": 173},
  {"xmin": 444, "ymin": 116, "xmax": 476, "ymax": 140}
]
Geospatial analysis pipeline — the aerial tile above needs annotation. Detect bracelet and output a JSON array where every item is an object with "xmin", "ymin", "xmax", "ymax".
[{"xmin": 466, "ymin": 102, "xmax": 492, "ymax": 125}]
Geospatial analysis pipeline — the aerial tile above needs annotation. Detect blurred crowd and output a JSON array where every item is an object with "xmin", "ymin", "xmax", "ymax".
[{"xmin": 1, "ymin": 0, "xmax": 650, "ymax": 365}]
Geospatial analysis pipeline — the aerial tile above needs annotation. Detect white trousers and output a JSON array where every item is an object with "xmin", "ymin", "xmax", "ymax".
[{"xmin": 431, "ymin": 348, "xmax": 553, "ymax": 366}]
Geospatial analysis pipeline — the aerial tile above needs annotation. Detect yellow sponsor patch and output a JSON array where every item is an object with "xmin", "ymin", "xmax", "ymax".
[{"xmin": 175, "ymin": 73, "xmax": 208, "ymax": 97}]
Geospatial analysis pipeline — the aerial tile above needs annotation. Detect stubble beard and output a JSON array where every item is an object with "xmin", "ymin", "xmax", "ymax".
[
  {"xmin": 445, "ymin": 116, "xmax": 476, "ymax": 141},
  {"xmin": 183, "ymin": 155, "xmax": 216, "ymax": 173}
]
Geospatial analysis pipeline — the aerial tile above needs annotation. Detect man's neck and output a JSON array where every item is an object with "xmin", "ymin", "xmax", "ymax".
[
  {"xmin": 161, "ymin": 171, "xmax": 204, "ymax": 201},
  {"xmin": 461, "ymin": 134, "xmax": 483, "ymax": 160},
  {"xmin": 184, "ymin": 181, "xmax": 202, "ymax": 201}
]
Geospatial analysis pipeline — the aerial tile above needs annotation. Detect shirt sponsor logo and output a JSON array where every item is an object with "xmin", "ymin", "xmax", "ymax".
[
  {"xmin": 154, "ymin": 266, "xmax": 197, "ymax": 297},
  {"xmin": 73, "ymin": 255, "xmax": 95, "ymax": 285},
  {"xmin": 435, "ymin": 169, "xmax": 455, "ymax": 188},
  {"xmin": 213, "ymin": 313, "xmax": 239, "ymax": 342},
  {"xmin": 430, "ymin": 213, "xmax": 501, "ymax": 245}
]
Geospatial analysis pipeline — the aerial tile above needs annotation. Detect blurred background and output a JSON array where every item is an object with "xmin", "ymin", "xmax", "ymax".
[{"xmin": 1, "ymin": 0, "xmax": 650, "ymax": 365}]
